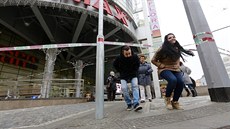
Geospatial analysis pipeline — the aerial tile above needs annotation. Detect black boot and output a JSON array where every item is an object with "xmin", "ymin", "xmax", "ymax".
[
  {"xmin": 191, "ymin": 90, "xmax": 195, "ymax": 97},
  {"xmin": 191, "ymin": 89, "xmax": 197, "ymax": 97},
  {"xmin": 194, "ymin": 89, "xmax": 198, "ymax": 96},
  {"xmin": 185, "ymin": 88, "xmax": 190, "ymax": 97}
]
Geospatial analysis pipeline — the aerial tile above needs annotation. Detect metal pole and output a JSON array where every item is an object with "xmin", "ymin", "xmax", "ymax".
[
  {"xmin": 95, "ymin": 0, "xmax": 104, "ymax": 119},
  {"xmin": 183, "ymin": 0, "xmax": 230, "ymax": 102}
]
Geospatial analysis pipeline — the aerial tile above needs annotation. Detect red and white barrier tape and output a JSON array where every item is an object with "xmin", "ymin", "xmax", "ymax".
[
  {"xmin": 0, "ymin": 41, "xmax": 153, "ymax": 51},
  {"xmin": 0, "ymin": 41, "xmax": 229, "ymax": 56}
]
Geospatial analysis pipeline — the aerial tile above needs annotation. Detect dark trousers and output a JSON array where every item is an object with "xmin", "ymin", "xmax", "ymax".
[
  {"xmin": 160, "ymin": 70, "xmax": 184, "ymax": 101},
  {"xmin": 107, "ymin": 89, "xmax": 116, "ymax": 101},
  {"xmin": 186, "ymin": 84, "xmax": 197, "ymax": 97}
]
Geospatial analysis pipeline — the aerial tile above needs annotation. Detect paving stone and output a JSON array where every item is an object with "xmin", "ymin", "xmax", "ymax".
[{"xmin": 1, "ymin": 96, "xmax": 230, "ymax": 129}]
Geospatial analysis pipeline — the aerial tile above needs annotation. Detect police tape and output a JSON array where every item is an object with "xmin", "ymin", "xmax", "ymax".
[
  {"xmin": 0, "ymin": 41, "xmax": 152, "ymax": 51},
  {"xmin": 218, "ymin": 47, "xmax": 230, "ymax": 54},
  {"xmin": 0, "ymin": 41, "xmax": 229, "ymax": 56},
  {"xmin": 193, "ymin": 32, "xmax": 212, "ymax": 39},
  {"xmin": 0, "ymin": 43, "xmax": 96, "ymax": 51}
]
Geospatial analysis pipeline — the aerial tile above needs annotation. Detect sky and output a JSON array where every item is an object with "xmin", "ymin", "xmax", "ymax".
[{"xmin": 152, "ymin": 0, "xmax": 230, "ymax": 80}]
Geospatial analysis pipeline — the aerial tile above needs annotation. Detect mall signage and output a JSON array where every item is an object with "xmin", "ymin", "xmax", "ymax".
[
  {"xmin": 0, "ymin": 50, "xmax": 39, "ymax": 70},
  {"xmin": 72, "ymin": 0, "xmax": 128, "ymax": 26}
]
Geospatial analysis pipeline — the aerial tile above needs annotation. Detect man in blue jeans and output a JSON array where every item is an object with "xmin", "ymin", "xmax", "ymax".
[{"xmin": 113, "ymin": 45, "xmax": 142, "ymax": 111}]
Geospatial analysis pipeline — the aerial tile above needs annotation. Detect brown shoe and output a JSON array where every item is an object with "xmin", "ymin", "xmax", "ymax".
[
  {"xmin": 164, "ymin": 97, "xmax": 173, "ymax": 110},
  {"xmin": 171, "ymin": 101, "xmax": 183, "ymax": 110}
]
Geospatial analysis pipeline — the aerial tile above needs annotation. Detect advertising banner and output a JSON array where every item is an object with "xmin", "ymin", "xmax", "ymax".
[{"xmin": 147, "ymin": 0, "xmax": 161, "ymax": 38}]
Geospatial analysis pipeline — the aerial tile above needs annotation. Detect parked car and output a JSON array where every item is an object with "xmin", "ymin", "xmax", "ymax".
[{"xmin": 104, "ymin": 83, "xmax": 123, "ymax": 101}]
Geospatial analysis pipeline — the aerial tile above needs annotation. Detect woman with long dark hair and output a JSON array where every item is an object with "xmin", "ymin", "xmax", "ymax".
[{"xmin": 151, "ymin": 33, "xmax": 194, "ymax": 110}]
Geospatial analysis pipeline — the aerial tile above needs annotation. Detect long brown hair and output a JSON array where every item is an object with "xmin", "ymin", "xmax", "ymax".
[{"xmin": 156, "ymin": 33, "xmax": 194, "ymax": 62}]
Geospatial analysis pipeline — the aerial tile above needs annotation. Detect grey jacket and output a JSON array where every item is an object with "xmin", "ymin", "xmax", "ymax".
[
  {"xmin": 138, "ymin": 62, "xmax": 153, "ymax": 86},
  {"xmin": 180, "ymin": 64, "xmax": 192, "ymax": 84}
]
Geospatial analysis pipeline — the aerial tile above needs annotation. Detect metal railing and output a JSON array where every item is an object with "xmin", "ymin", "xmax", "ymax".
[{"xmin": 0, "ymin": 78, "xmax": 84, "ymax": 99}]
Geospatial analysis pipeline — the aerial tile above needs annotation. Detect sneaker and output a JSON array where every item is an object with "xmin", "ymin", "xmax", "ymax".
[
  {"xmin": 126, "ymin": 105, "xmax": 132, "ymax": 111},
  {"xmin": 149, "ymin": 99, "xmax": 152, "ymax": 102},
  {"xmin": 134, "ymin": 104, "xmax": 142, "ymax": 111},
  {"xmin": 140, "ymin": 100, "xmax": 145, "ymax": 103}
]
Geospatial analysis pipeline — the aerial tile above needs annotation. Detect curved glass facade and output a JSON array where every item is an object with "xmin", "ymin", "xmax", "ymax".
[
  {"xmin": 112, "ymin": 0, "xmax": 133, "ymax": 18},
  {"xmin": 0, "ymin": 0, "xmax": 140, "ymax": 98}
]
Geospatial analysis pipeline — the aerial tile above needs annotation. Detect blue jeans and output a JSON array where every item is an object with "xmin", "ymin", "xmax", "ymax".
[
  {"xmin": 160, "ymin": 70, "xmax": 184, "ymax": 101},
  {"xmin": 120, "ymin": 77, "xmax": 139, "ymax": 106}
]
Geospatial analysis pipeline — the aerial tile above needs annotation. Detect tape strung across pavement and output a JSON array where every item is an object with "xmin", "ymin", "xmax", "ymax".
[
  {"xmin": 0, "ymin": 43, "xmax": 97, "ymax": 51},
  {"xmin": 0, "ymin": 41, "xmax": 229, "ymax": 56},
  {"xmin": 0, "ymin": 41, "xmax": 152, "ymax": 51},
  {"xmin": 193, "ymin": 32, "xmax": 212, "ymax": 38},
  {"xmin": 193, "ymin": 32, "xmax": 215, "ymax": 45}
]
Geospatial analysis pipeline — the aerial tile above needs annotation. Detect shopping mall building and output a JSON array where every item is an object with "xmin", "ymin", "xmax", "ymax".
[{"xmin": 0, "ymin": 0, "xmax": 161, "ymax": 98}]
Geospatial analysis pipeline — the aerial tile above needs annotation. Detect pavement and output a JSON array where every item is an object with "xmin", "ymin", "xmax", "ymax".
[{"xmin": 0, "ymin": 95, "xmax": 230, "ymax": 129}]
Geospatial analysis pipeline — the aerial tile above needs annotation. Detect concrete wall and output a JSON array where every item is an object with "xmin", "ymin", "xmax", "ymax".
[
  {"xmin": 160, "ymin": 84, "xmax": 209, "ymax": 98},
  {"xmin": 0, "ymin": 98, "xmax": 87, "ymax": 111},
  {"xmin": 181, "ymin": 86, "xmax": 209, "ymax": 97}
]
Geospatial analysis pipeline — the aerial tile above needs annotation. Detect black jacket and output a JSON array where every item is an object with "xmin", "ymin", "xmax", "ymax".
[{"xmin": 113, "ymin": 53, "xmax": 140, "ymax": 81}]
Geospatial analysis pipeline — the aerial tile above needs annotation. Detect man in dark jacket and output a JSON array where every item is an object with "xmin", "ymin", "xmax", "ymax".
[
  {"xmin": 106, "ymin": 71, "xmax": 117, "ymax": 101},
  {"xmin": 113, "ymin": 45, "xmax": 142, "ymax": 111}
]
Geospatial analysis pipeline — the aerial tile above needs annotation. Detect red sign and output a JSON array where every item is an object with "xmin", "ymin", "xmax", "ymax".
[
  {"xmin": 0, "ymin": 50, "xmax": 39, "ymax": 70},
  {"xmin": 74, "ymin": 0, "xmax": 128, "ymax": 26}
]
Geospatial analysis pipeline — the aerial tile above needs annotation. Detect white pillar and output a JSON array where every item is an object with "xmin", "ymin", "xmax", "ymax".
[
  {"xmin": 74, "ymin": 60, "xmax": 83, "ymax": 98},
  {"xmin": 41, "ymin": 48, "xmax": 59, "ymax": 98},
  {"xmin": 142, "ymin": 0, "xmax": 161, "ymax": 98}
]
